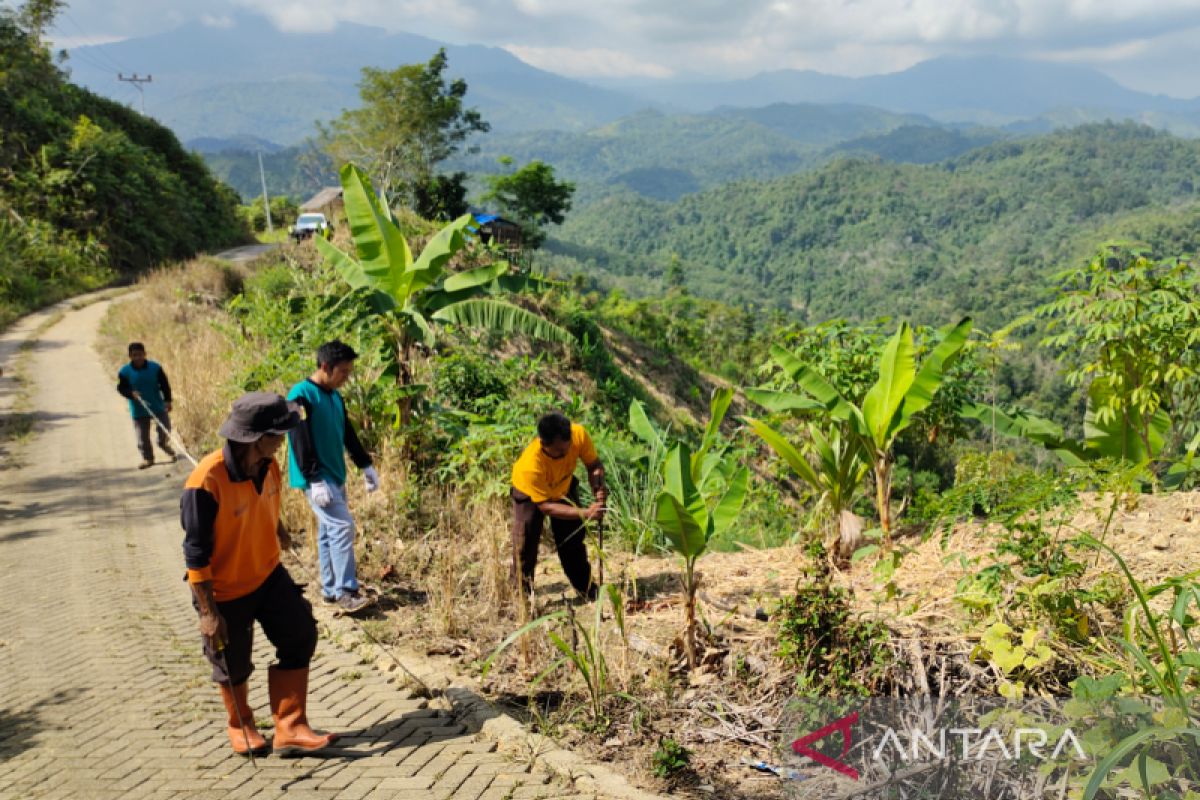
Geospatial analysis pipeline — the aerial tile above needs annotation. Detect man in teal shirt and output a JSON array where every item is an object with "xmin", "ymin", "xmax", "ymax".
[
  {"xmin": 286, "ymin": 341, "xmax": 379, "ymax": 615},
  {"xmin": 116, "ymin": 342, "xmax": 175, "ymax": 469}
]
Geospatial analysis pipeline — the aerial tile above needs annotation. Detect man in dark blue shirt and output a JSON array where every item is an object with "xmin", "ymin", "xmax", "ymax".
[{"xmin": 116, "ymin": 341, "xmax": 175, "ymax": 469}]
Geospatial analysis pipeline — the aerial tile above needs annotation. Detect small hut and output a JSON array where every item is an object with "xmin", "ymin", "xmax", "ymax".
[
  {"xmin": 300, "ymin": 187, "xmax": 344, "ymax": 218},
  {"xmin": 473, "ymin": 213, "xmax": 522, "ymax": 251}
]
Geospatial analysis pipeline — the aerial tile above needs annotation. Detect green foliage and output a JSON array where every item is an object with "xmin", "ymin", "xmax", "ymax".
[
  {"xmin": 434, "ymin": 351, "xmax": 509, "ymax": 414},
  {"xmin": 754, "ymin": 318, "xmax": 972, "ymax": 535},
  {"xmin": 775, "ymin": 541, "xmax": 893, "ymax": 695},
  {"xmin": 317, "ymin": 163, "xmax": 572, "ymax": 425},
  {"xmin": 598, "ymin": 400, "xmax": 669, "ymax": 553},
  {"xmin": 939, "ymin": 462, "xmax": 1123, "ymax": 648},
  {"xmin": 318, "ymin": 48, "xmax": 489, "ymax": 211},
  {"xmin": 0, "ymin": 214, "xmax": 109, "ymax": 328},
  {"xmin": 1038, "ymin": 244, "xmax": 1200, "ymax": 471},
  {"xmin": 653, "ymin": 388, "xmax": 749, "ymax": 667},
  {"xmin": 483, "ymin": 159, "xmax": 576, "ymax": 249},
  {"xmin": 1076, "ymin": 531, "xmax": 1200, "ymax": 799},
  {"xmin": 200, "ymin": 143, "xmax": 332, "ymax": 204},
  {"xmin": 651, "ymin": 737, "xmax": 691, "ymax": 779},
  {"xmin": 554, "ymin": 123, "xmax": 1200, "ymax": 332},
  {"xmin": 242, "ymin": 195, "xmax": 299, "ymax": 233},
  {"xmin": 0, "ymin": 2, "xmax": 245, "ymax": 320}
]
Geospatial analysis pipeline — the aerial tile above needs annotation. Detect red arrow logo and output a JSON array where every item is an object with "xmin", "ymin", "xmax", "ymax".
[{"xmin": 791, "ymin": 711, "xmax": 860, "ymax": 780}]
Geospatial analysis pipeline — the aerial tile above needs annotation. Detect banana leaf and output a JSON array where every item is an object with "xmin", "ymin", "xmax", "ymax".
[
  {"xmin": 744, "ymin": 387, "xmax": 823, "ymax": 413},
  {"xmin": 710, "ymin": 466, "xmax": 749, "ymax": 537},
  {"xmin": 862, "ymin": 322, "xmax": 916, "ymax": 449},
  {"xmin": 656, "ymin": 491, "xmax": 708, "ymax": 559},
  {"xmin": 431, "ymin": 299, "xmax": 574, "ymax": 345},
  {"xmin": 338, "ymin": 163, "xmax": 412, "ymax": 301},
  {"xmin": 898, "ymin": 317, "xmax": 972, "ymax": 430},
  {"xmin": 443, "ymin": 260, "xmax": 510, "ymax": 293}
]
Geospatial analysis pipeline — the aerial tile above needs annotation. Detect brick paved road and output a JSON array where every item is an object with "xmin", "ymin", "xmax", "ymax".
[{"xmin": 0, "ymin": 300, "xmax": 611, "ymax": 800}]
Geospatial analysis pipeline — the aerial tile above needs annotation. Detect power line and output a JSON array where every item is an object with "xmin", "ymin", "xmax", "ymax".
[
  {"xmin": 59, "ymin": 9, "xmax": 128, "ymax": 74},
  {"xmin": 50, "ymin": 24, "xmax": 119, "ymax": 76}
]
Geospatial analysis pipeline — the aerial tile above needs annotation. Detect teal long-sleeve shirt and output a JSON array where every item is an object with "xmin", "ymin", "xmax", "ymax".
[
  {"xmin": 286, "ymin": 378, "xmax": 371, "ymax": 489},
  {"xmin": 116, "ymin": 360, "xmax": 172, "ymax": 419}
]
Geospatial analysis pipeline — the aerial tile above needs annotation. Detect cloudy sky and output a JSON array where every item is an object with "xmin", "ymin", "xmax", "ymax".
[{"xmin": 35, "ymin": 0, "xmax": 1200, "ymax": 97}]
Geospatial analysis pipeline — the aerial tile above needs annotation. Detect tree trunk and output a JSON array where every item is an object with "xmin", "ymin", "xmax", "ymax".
[
  {"xmin": 683, "ymin": 561, "xmax": 697, "ymax": 670},
  {"xmin": 875, "ymin": 457, "xmax": 893, "ymax": 539}
]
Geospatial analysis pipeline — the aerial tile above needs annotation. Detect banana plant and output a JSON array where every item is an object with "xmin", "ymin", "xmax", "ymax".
[
  {"xmin": 750, "ymin": 318, "xmax": 972, "ymax": 538},
  {"xmin": 654, "ymin": 388, "xmax": 749, "ymax": 668},
  {"xmin": 743, "ymin": 416, "xmax": 870, "ymax": 559},
  {"xmin": 315, "ymin": 163, "xmax": 573, "ymax": 424}
]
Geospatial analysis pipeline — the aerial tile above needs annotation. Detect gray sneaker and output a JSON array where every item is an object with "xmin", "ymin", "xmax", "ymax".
[{"xmin": 336, "ymin": 592, "xmax": 371, "ymax": 615}]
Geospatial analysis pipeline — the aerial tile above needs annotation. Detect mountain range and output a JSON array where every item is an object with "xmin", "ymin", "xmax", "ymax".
[{"xmin": 68, "ymin": 15, "xmax": 1200, "ymax": 147}]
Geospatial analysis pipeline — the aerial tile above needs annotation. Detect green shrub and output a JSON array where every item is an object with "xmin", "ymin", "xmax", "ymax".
[
  {"xmin": 776, "ymin": 541, "xmax": 893, "ymax": 695},
  {"xmin": 434, "ymin": 351, "xmax": 509, "ymax": 413}
]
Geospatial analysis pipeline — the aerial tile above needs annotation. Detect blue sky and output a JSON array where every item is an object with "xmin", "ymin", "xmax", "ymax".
[{"xmin": 33, "ymin": 0, "xmax": 1200, "ymax": 97}]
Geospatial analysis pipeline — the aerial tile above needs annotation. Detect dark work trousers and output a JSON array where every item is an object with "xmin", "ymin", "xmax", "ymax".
[
  {"xmin": 511, "ymin": 478, "xmax": 595, "ymax": 599},
  {"xmin": 195, "ymin": 563, "xmax": 317, "ymax": 687},
  {"xmin": 132, "ymin": 412, "xmax": 173, "ymax": 461}
]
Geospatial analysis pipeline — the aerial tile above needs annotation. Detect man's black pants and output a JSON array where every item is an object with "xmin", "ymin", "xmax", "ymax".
[
  {"xmin": 510, "ymin": 478, "xmax": 594, "ymax": 599},
  {"xmin": 196, "ymin": 564, "xmax": 317, "ymax": 687}
]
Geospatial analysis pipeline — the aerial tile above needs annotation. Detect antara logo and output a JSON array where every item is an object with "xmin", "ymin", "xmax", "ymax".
[
  {"xmin": 791, "ymin": 711, "xmax": 860, "ymax": 780},
  {"xmin": 790, "ymin": 710, "xmax": 1090, "ymax": 780}
]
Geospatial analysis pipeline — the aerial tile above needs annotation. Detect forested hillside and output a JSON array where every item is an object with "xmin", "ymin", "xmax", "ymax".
[
  {"xmin": 551, "ymin": 122, "xmax": 1200, "ymax": 329},
  {"xmin": 0, "ymin": 5, "xmax": 246, "ymax": 327}
]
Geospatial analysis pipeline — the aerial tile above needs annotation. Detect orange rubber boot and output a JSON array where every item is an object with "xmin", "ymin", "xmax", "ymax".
[
  {"xmin": 218, "ymin": 682, "xmax": 269, "ymax": 756},
  {"xmin": 268, "ymin": 666, "xmax": 337, "ymax": 756}
]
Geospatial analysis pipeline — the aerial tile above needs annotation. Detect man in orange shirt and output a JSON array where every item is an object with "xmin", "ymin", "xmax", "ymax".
[
  {"xmin": 181, "ymin": 392, "xmax": 338, "ymax": 757},
  {"xmin": 510, "ymin": 412, "xmax": 607, "ymax": 603}
]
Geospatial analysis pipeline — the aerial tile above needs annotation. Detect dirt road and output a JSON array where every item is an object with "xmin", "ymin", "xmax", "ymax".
[{"xmin": 0, "ymin": 298, "xmax": 604, "ymax": 799}]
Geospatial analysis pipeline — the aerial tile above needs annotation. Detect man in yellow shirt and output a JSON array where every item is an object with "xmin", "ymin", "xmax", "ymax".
[{"xmin": 511, "ymin": 412, "xmax": 607, "ymax": 602}]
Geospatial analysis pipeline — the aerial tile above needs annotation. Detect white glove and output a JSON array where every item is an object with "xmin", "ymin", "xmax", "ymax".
[
  {"xmin": 363, "ymin": 466, "xmax": 380, "ymax": 494},
  {"xmin": 310, "ymin": 480, "xmax": 333, "ymax": 508}
]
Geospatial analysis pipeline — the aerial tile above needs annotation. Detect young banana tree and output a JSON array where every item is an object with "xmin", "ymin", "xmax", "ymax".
[
  {"xmin": 653, "ymin": 388, "xmax": 749, "ymax": 669},
  {"xmin": 743, "ymin": 415, "xmax": 870, "ymax": 559},
  {"xmin": 315, "ymin": 163, "xmax": 573, "ymax": 424},
  {"xmin": 753, "ymin": 318, "xmax": 972, "ymax": 538}
]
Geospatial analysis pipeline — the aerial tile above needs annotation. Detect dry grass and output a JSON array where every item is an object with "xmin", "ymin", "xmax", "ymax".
[{"xmin": 96, "ymin": 257, "xmax": 252, "ymax": 457}]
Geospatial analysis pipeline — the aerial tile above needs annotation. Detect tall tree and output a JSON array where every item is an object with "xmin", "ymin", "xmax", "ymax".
[
  {"xmin": 318, "ymin": 48, "xmax": 489, "ymax": 211},
  {"xmin": 483, "ymin": 158, "xmax": 575, "ymax": 249}
]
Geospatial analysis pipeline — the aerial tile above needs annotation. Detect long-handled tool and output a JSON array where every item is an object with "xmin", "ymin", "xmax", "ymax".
[
  {"xmin": 215, "ymin": 642, "xmax": 257, "ymax": 767},
  {"xmin": 132, "ymin": 394, "xmax": 198, "ymax": 466},
  {"xmin": 595, "ymin": 513, "xmax": 605, "ymax": 589}
]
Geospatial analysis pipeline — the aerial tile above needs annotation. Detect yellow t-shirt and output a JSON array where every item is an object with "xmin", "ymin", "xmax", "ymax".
[{"xmin": 511, "ymin": 423, "xmax": 598, "ymax": 503}]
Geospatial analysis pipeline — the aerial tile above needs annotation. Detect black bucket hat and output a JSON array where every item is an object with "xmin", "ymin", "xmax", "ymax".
[{"xmin": 218, "ymin": 392, "xmax": 301, "ymax": 442}]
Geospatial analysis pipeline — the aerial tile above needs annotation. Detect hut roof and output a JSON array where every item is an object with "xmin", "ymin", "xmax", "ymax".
[{"xmin": 300, "ymin": 187, "xmax": 343, "ymax": 212}]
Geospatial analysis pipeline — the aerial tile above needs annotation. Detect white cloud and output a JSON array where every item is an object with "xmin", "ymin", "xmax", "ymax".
[
  {"xmin": 200, "ymin": 14, "xmax": 235, "ymax": 28},
  {"xmin": 50, "ymin": 0, "xmax": 1200, "ymax": 94}
]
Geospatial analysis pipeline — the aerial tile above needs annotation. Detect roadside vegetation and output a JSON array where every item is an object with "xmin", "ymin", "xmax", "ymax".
[{"xmin": 0, "ymin": 1, "xmax": 247, "ymax": 329}]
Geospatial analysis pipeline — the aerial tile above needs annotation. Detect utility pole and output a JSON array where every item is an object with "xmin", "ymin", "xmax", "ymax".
[
  {"xmin": 117, "ymin": 73, "xmax": 152, "ymax": 114},
  {"xmin": 257, "ymin": 151, "xmax": 273, "ymax": 235}
]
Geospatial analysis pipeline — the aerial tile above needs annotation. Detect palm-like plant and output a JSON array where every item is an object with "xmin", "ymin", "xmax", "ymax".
[
  {"xmin": 749, "ymin": 318, "xmax": 972, "ymax": 538},
  {"xmin": 743, "ymin": 416, "xmax": 870, "ymax": 558},
  {"xmin": 653, "ymin": 388, "xmax": 749, "ymax": 668},
  {"xmin": 315, "ymin": 163, "xmax": 573, "ymax": 423}
]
